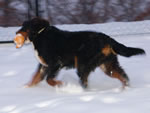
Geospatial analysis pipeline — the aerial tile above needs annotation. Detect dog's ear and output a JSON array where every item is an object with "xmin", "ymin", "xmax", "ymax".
[{"xmin": 18, "ymin": 21, "xmax": 31, "ymax": 32}]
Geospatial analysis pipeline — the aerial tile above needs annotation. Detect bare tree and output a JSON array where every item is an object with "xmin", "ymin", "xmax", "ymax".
[
  {"xmin": 45, "ymin": 0, "xmax": 148, "ymax": 24},
  {"xmin": 0, "ymin": 0, "xmax": 18, "ymax": 26},
  {"xmin": 135, "ymin": 2, "xmax": 150, "ymax": 21},
  {"xmin": 111, "ymin": 0, "xmax": 146, "ymax": 21},
  {"xmin": 0, "ymin": 0, "xmax": 150, "ymax": 26},
  {"xmin": 44, "ymin": 0, "xmax": 110, "ymax": 24},
  {"xmin": 0, "ymin": 0, "xmax": 28, "ymax": 26}
]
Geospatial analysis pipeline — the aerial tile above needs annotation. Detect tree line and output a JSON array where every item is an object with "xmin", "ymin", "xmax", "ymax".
[{"xmin": 0, "ymin": 0, "xmax": 150, "ymax": 26}]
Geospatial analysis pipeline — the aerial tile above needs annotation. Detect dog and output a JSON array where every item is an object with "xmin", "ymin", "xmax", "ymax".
[{"xmin": 14, "ymin": 18, "xmax": 145, "ymax": 88}]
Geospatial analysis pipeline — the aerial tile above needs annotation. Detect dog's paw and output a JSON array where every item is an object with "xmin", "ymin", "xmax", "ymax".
[
  {"xmin": 23, "ymin": 83, "xmax": 35, "ymax": 88},
  {"xmin": 55, "ymin": 80, "xmax": 63, "ymax": 86},
  {"xmin": 23, "ymin": 85, "xmax": 30, "ymax": 88}
]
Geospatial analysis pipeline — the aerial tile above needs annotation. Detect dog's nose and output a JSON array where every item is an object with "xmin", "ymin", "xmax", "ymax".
[{"xmin": 14, "ymin": 33, "xmax": 25, "ymax": 48}]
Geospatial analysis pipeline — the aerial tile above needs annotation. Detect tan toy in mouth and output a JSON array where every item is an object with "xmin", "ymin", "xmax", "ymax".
[{"xmin": 14, "ymin": 33, "xmax": 25, "ymax": 48}]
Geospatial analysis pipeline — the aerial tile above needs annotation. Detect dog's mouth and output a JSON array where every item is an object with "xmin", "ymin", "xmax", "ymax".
[{"xmin": 14, "ymin": 32, "xmax": 28, "ymax": 48}]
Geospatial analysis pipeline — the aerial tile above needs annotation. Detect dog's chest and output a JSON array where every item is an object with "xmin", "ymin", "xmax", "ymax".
[{"xmin": 34, "ymin": 48, "xmax": 48, "ymax": 67}]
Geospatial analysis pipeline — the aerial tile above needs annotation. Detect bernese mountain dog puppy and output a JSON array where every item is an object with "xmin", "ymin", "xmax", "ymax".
[{"xmin": 14, "ymin": 18, "xmax": 145, "ymax": 89}]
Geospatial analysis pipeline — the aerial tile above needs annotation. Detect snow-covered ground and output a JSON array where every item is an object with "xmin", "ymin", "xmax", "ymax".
[{"xmin": 0, "ymin": 21, "xmax": 150, "ymax": 113}]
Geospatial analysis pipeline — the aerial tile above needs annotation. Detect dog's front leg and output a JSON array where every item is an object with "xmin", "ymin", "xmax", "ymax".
[
  {"xmin": 46, "ymin": 64, "xmax": 63, "ymax": 87},
  {"xmin": 25, "ymin": 64, "xmax": 48, "ymax": 87}
]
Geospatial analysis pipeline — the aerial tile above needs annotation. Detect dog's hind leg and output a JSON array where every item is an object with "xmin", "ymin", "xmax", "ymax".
[
  {"xmin": 77, "ymin": 64, "xmax": 94, "ymax": 88},
  {"xmin": 25, "ymin": 64, "xmax": 48, "ymax": 87},
  {"xmin": 77, "ymin": 72, "xmax": 89, "ymax": 88},
  {"xmin": 100, "ymin": 56, "xmax": 129, "ymax": 88}
]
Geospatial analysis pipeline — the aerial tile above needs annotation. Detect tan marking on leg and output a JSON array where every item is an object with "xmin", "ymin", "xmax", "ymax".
[
  {"xmin": 111, "ymin": 71, "xmax": 128, "ymax": 88},
  {"xmin": 47, "ymin": 79, "xmax": 62, "ymax": 87},
  {"xmin": 26, "ymin": 69, "xmax": 42, "ymax": 87}
]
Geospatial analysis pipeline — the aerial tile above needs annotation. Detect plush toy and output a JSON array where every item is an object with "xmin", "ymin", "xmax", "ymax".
[{"xmin": 14, "ymin": 34, "xmax": 25, "ymax": 48}]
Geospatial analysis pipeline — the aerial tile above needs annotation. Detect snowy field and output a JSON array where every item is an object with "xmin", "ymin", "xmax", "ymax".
[{"xmin": 0, "ymin": 21, "xmax": 150, "ymax": 113}]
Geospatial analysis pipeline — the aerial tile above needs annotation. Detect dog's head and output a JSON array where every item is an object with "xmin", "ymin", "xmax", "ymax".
[{"xmin": 14, "ymin": 18, "xmax": 50, "ymax": 48}]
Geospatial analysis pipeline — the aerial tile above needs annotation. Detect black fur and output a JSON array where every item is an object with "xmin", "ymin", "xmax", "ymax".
[{"xmin": 16, "ymin": 18, "xmax": 145, "ymax": 88}]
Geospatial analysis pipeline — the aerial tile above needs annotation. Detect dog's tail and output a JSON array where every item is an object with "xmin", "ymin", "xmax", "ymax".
[{"xmin": 110, "ymin": 38, "xmax": 145, "ymax": 57}]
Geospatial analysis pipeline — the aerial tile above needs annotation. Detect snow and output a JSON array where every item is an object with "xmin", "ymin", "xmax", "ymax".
[{"xmin": 0, "ymin": 21, "xmax": 150, "ymax": 113}]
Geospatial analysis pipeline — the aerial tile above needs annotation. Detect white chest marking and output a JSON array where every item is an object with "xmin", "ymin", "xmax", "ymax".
[
  {"xmin": 34, "ymin": 50, "xmax": 48, "ymax": 67},
  {"xmin": 32, "ymin": 43, "xmax": 48, "ymax": 67}
]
